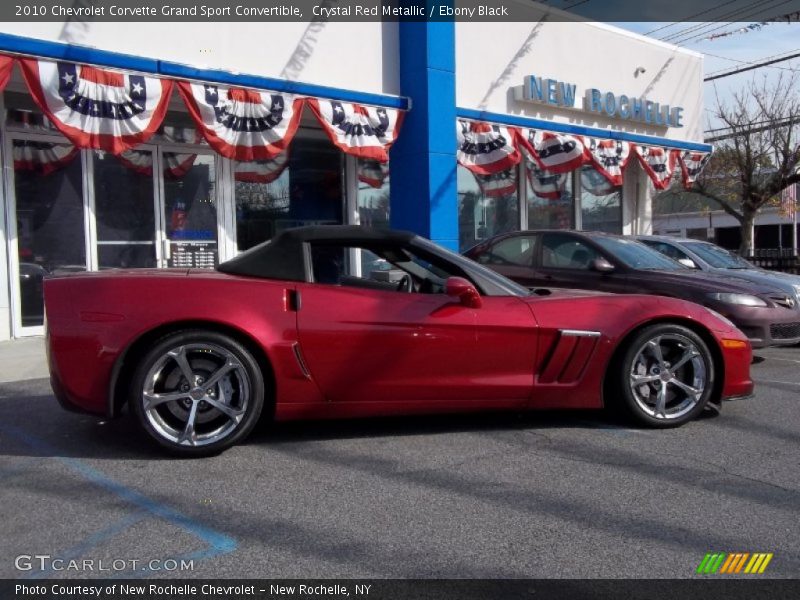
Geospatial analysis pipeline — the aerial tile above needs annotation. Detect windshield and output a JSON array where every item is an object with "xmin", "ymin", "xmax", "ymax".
[
  {"xmin": 415, "ymin": 237, "xmax": 532, "ymax": 297},
  {"xmin": 593, "ymin": 237, "xmax": 686, "ymax": 271},
  {"xmin": 684, "ymin": 242, "xmax": 752, "ymax": 269}
]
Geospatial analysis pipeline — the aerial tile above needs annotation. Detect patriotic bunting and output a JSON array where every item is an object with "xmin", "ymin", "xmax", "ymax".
[
  {"xmin": 516, "ymin": 128, "xmax": 585, "ymax": 174},
  {"xmin": 526, "ymin": 161, "xmax": 568, "ymax": 200},
  {"xmin": 0, "ymin": 55, "xmax": 13, "ymax": 91},
  {"xmin": 474, "ymin": 169, "xmax": 517, "ymax": 198},
  {"xmin": 307, "ymin": 99, "xmax": 403, "ymax": 162},
  {"xmin": 19, "ymin": 59, "xmax": 173, "ymax": 154},
  {"xmin": 457, "ymin": 120, "xmax": 520, "ymax": 175},
  {"xmin": 582, "ymin": 137, "xmax": 632, "ymax": 187},
  {"xmin": 358, "ymin": 160, "xmax": 390, "ymax": 189},
  {"xmin": 234, "ymin": 153, "xmax": 289, "ymax": 184},
  {"xmin": 634, "ymin": 145, "xmax": 678, "ymax": 190},
  {"xmin": 678, "ymin": 151, "xmax": 712, "ymax": 189},
  {"xmin": 581, "ymin": 165, "xmax": 618, "ymax": 196},
  {"xmin": 13, "ymin": 141, "xmax": 80, "ymax": 176},
  {"xmin": 178, "ymin": 82, "xmax": 303, "ymax": 162}
]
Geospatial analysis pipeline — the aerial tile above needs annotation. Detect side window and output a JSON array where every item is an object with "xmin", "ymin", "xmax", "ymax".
[
  {"xmin": 541, "ymin": 234, "xmax": 598, "ymax": 270},
  {"xmin": 646, "ymin": 241, "xmax": 687, "ymax": 261},
  {"xmin": 488, "ymin": 236, "xmax": 538, "ymax": 266}
]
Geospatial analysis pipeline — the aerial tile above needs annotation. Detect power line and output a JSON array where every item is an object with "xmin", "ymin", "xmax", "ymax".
[
  {"xmin": 704, "ymin": 51, "xmax": 800, "ymax": 80},
  {"xmin": 670, "ymin": 0, "xmax": 797, "ymax": 45},
  {"xmin": 704, "ymin": 115, "xmax": 800, "ymax": 141},
  {"xmin": 660, "ymin": 0, "xmax": 790, "ymax": 44},
  {"xmin": 643, "ymin": 0, "xmax": 750, "ymax": 36},
  {"xmin": 704, "ymin": 49, "xmax": 800, "ymax": 75}
]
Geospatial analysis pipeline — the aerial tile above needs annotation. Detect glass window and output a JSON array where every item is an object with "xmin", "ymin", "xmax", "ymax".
[
  {"xmin": 458, "ymin": 165, "xmax": 519, "ymax": 252},
  {"xmin": 93, "ymin": 150, "xmax": 157, "ymax": 269},
  {"xmin": 683, "ymin": 242, "xmax": 753, "ymax": 269},
  {"xmin": 357, "ymin": 159, "xmax": 390, "ymax": 229},
  {"xmin": 541, "ymin": 233, "xmax": 599, "ymax": 270},
  {"xmin": 5, "ymin": 91, "xmax": 60, "ymax": 134},
  {"xmin": 12, "ymin": 140, "xmax": 85, "ymax": 327},
  {"xmin": 641, "ymin": 240, "xmax": 689, "ymax": 263},
  {"xmin": 162, "ymin": 153, "xmax": 219, "ymax": 268},
  {"xmin": 580, "ymin": 166, "xmax": 622, "ymax": 233},
  {"xmin": 486, "ymin": 235, "xmax": 538, "ymax": 267},
  {"xmin": 593, "ymin": 237, "xmax": 684, "ymax": 270},
  {"xmin": 526, "ymin": 159, "xmax": 574, "ymax": 230},
  {"xmin": 235, "ymin": 134, "xmax": 343, "ymax": 252}
]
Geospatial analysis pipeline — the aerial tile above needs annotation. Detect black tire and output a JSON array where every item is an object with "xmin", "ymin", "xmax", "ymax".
[
  {"xmin": 130, "ymin": 330, "xmax": 265, "ymax": 456},
  {"xmin": 614, "ymin": 323, "xmax": 715, "ymax": 428}
]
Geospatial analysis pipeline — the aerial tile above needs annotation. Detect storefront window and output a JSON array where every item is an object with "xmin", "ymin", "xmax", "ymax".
[
  {"xmin": 525, "ymin": 159, "xmax": 575, "ymax": 230},
  {"xmin": 235, "ymin": 134, "xmax": 343, "ymax": 251},
  {"xmin": 580, "ymin": 166, "xmax": 622, "ymax": 233},
  {"xmin": 93, "ymin": 150, "xmax": 157, "ymax": 269},
  {"xmin": 458, "ymin": 165, "xmax": 518, "ymax": 252},
  {"xmin": 12, "ymin": 140, "xmax": 85, "ymax": 327},
  {"xmin": 163, "ymin": 153, "xmax": 219, "ymax": 268},
  {"xmin": 357, "ymin": 159, "xmax": 390, "ymax": 229},
  {"xmin": 5, "ymin": 92, "xmax": 60, "ymax": 134}
]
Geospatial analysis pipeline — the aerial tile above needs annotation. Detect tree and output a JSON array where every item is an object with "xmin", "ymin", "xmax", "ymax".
[{"xmin": 693, "ymin": 74, "xmax": 800, "ymax": 253}]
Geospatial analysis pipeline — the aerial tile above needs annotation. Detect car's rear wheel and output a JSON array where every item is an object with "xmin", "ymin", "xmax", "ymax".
[
  {"xmin": 616, "ymin": 324, "xmax": 714, "ymax": 428},
  {"xmin": 130, "ymin": 330, "xmax": 265, "ymax": 456}
]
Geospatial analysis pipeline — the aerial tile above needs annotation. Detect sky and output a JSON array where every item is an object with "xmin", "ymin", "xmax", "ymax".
[{"xmin": 612, "ymin": 21, "xmax": 800, "ymax": 134}]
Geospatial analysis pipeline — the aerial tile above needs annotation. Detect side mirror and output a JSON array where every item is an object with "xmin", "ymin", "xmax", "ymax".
[
  {"xmin": 591, "ymin": 257, "xmax": 615, "ymax": 273},
  {"xmin": 445, "ymin": 276, "xmax": 483, "ymax": 308},
  {"xmin": 678, "ymin": 258, "xmax": 698, "ymax": 269}
]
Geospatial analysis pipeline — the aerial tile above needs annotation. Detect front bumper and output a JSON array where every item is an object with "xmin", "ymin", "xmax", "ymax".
[{"xmin": 713, "ymin": 304, "xmax": 800, "ymax": 348}]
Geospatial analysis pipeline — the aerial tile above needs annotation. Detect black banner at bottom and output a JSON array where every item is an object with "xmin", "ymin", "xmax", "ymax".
[{"xmin": 5, "ymin": 579, "xmax": 800, "ymax": 600}]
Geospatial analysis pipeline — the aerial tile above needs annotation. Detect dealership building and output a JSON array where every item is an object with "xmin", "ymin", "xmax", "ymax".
[{"xmin": 0, "ymin": 12, "xmax": 710, "ymax": 340}]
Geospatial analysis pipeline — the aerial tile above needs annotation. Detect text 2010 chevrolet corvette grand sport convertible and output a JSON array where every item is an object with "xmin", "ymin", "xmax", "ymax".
[{"xmin": 44, "ymin": 226, "xmax": 754, "ymax": 456}]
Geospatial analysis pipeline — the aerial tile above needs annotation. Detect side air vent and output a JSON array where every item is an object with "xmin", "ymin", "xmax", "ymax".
[{"xmin": 539, "ymin": 330, "xmax": 600, "ymax": 384}]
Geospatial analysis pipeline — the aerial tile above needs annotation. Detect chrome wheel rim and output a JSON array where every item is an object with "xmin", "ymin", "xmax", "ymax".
[
  {"xmin": 629, "ymin": 334, "xmax": 708, "ymax": 420},
  {"xmin": 142, "ymin": 343, "xmax": 250, "ymax": 447}
]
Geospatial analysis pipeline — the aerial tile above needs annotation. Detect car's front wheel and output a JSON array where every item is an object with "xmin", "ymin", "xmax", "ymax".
[
  {"xmin": 616, "ymin": 324, "xmax": 715, "ymax": 427},
  {"xmin": 130, "ymin": 330, "xmax": 265, "ymax": 456}
]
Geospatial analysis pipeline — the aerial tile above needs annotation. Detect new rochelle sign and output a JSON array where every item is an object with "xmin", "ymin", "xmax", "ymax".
[{"xmin": 514, "ymin": 75, "xmax": 684, "ymax": 128}]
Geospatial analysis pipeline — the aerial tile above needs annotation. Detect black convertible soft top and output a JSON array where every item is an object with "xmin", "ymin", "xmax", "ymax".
[{"xmin": 217, "ymin": 226, "xmax": 417, "ymax": 281}]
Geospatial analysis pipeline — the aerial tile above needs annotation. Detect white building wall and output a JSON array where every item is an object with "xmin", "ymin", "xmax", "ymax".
[
  {"xmin": 0, "ymin": 21, "xmax": 399, "ymax": 96},
  {"xmin": 456, "ymin": 20, "xmax": 705, "ymax": 144}
]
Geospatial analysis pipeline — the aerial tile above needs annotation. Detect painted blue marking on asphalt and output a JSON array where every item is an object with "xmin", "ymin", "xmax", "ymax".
[
  {"xmin": 1, "ymin": 425, "xmax": 237, "ymax": 567},
  {"xmin": 28, "ymin": 512, "xmax": 148, "ymax": 579}
]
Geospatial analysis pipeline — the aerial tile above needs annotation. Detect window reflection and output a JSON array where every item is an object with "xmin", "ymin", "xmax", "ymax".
[
  {"xmin": 525, "ymin": 158, "xmax": 574, "ymax": 230},
  {"xmin": 13, "ymin": 140, "xmax": 85, "ymax": 326},
  {"xmin": 458, "ymin": 165, "xmax": 518, "ymax": 252},
  {"xmin": 235, "ymin": 135, "xmax": 343, "ymax": 251},
  {"xmin": 580, "ymin": 166, "xmax": 622, "ymax": 233}
]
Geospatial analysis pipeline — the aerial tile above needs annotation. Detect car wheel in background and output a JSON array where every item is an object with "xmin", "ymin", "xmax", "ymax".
[
  {"xmin": 130, "ymin": 330, "xmax": 265, "ymax": 456},
  {"xmin": 615, "ymin": 324, "xmax": 714, "ymax": 428}
]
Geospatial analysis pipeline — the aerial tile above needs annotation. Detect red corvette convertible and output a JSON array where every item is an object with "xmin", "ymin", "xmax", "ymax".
[{"xmin": 44, "ymin": 226, "xmax": 753, "ymax": 456}]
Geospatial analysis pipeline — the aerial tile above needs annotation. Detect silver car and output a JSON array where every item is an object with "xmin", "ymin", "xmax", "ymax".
[{"xmin": 637, "ymin": 235, "xmax": 800, "ymax": 315}]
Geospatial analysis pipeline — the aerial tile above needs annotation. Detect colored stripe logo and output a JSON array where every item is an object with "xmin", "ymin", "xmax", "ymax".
[{"xmin": 696, "ymin": 552, "xmax": 773, "ymax": 574}]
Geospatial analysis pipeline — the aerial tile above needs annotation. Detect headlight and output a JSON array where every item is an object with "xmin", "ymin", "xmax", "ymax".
[
  {"xmin": 705, "ymin": 307, "xmax": 737, "ymax": 329},
  {"xmin": 707, "ymin": 292, "xmax": 768, "ymax": 307}
]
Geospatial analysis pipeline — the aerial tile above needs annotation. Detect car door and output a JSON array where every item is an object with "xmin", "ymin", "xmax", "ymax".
[
  {"xmin": 535, "ymin": 232, "xmax": 631, "ymax": 293},
  {"xmin": 295, "ymin": 245, "xmax": 537, "ymax": 405}
]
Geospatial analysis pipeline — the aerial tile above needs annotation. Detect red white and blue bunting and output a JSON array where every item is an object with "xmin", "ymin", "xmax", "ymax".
[
  {"xmin": 581, "ymin": 137, "xmax": 632, "ymax": 187},
  {"xmin": 307, "ymin": 99, "xmax": 403, "ymax": 162},
  {"xmin": 678, "ymin": 151, "xmax": 712, "ymax": 190},
  {"xmin": 0, "ymin": 55, "xmax": 13, "ymax": 91},
  {"xmin": 515, "ymin": 128, "xmax": 585, "ymax": 174},
  {"xmin": 19, "ymin": 59, "xmax": 173, "ymax": 154},
  {"xmin": 474, "ymin": 169, "xmax": 517, "ymax": 198},
  {"xmin": 634, "ymin": 145, "xmax": 679, "ymax": 190},
  {"xmin": 526, "ymin": 162, "xmax": 569, "ymax": 200},
  {"xmin": 13, "ymin": 141, "xmax": 80, "ymax": 176},
  {"xmin": 178, "ymin": 82, "xmax": 303, "ymax": 162},
  {"xmin": 234, "ymin": 152, "xmax": 290, "ymax": 184},
  {"xmin": 116, "ymin": 150, "xmax": 198, "ymax": 179},
  {"xmin": 457, "ymin": 120, "xmax": 520, "ymax": 175}
]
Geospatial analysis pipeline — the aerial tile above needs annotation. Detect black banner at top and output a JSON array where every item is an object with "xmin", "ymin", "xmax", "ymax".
[{"xmin": 3, "ymin": 0, "xmax": 800, "ymax": 22}]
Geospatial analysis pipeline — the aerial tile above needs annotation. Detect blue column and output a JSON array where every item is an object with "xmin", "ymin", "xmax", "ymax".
[{"xmin": 390, "ymin": 19, "xmax": 458, "ymax": 250}]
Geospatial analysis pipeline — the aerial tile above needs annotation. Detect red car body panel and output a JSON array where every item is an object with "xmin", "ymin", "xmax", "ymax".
[{"xmin": 45, "ymin": 266, "xmax": 753, "ymax": 422}]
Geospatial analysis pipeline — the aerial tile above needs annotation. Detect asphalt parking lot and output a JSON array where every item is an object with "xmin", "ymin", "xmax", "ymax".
[{"xmin": 0, "ymin": 345, "xmax": 798, "ymax": 580}]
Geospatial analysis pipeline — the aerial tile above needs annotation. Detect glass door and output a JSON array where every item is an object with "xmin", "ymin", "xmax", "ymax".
[
  {"xmin": 158, "ymin": 150, "xmax": 220, "ymax": 269},
  {"xmin": 6, "ymin": 137, "xmax": 87, "ymax": 335}
]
